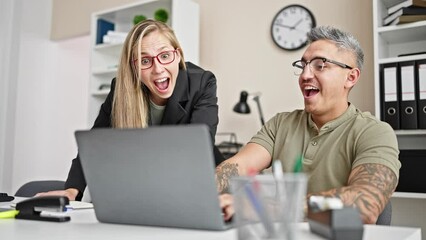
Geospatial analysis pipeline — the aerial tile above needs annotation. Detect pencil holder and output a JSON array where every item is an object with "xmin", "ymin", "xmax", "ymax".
[{"xmin": 231, "ymin": 173, "xmax": 307, "ymax": 240}]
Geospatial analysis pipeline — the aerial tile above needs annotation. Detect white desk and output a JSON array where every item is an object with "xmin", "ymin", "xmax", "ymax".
[{"xmin": 0, "ymin": 202, "xmax": 422, "ymax": 240}]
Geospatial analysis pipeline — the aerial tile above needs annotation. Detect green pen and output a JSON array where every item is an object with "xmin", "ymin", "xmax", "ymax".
[{"xmin": 293, "ymin": 155, "xmax": 303, "ymax": 173}]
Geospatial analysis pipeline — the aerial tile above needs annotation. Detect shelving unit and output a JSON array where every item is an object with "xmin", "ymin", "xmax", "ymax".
[
  {"xmin": 373, "ymin": 0, "xmax": 426, "ymax": 234},
  {"xmin": 373, "ymin": 0, "xmax": 426, "ymax": 148},
  {"xmin": 88, "ymin": 0, "xmax": 199, "ymax": 124}
]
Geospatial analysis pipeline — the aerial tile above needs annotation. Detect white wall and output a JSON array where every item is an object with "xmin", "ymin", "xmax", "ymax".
[
  {"xmin": 0, "ymin": 0, "xmax": 21, "ymax": 193},
  {"xmin": 195, "ymin": 0, "xmax": 374, "ymax": 143},
  {"xmin": 0, "ymin": 0, "xmax": 90, "ymax": 193}
]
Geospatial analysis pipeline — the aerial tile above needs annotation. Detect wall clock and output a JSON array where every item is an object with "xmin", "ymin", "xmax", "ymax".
[{"xmin": 271, "ymin": 5, "xmax": 316, "ymax": 51}]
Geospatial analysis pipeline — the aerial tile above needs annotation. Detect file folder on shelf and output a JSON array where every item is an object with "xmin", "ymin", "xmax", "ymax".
[
  {"xmin": 96, "ymin": 19, "xmax": 115, "ymax": 45},
  {"xmin": 399, "ymin": 61, "xmax": 418, "ymax": 129},
  {"xmin": 417, "ymin": 59, "xmax": 426, "ymax": 129},
  {"xmin": 380, "ymin": 63, "xmax": 400, "ymax": 130}
]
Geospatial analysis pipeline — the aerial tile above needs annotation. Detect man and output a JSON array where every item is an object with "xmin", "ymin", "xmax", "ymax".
[{"xmin": 216, "ymin": 26, "xmax": 401, "ymax": 224}]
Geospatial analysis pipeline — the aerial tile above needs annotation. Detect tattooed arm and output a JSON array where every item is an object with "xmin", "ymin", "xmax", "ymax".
[
  {"xmin": 216, "ymin": 143, "xmax": 272, "ymax": 221},
  {"xmin": 215, "ymin": 143, "xmax": 272, "ymax": 194},
  {"xmin": 215, "ymin": 162, "xmax": 239, "ymax": 194},
  {"xmin": 308, "ymin": 163, "xmax": 398, "ymax": 224}
]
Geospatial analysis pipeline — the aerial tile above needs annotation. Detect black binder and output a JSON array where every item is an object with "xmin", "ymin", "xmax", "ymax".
[
  {"xmin": 416, "ymin": 59, "xmax": 426, "ymax": 129},
  {"xmin": 380, "ymin": 63, "xmax": 400, "ymax": 130},
  {"xmin": 399, "ymin": 61, "xmax": 418, "ymax": 129}
]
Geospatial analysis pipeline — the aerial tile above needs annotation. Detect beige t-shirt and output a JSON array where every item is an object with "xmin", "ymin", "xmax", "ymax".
[
  {"xmin": 250, "ymin": 104, "xmax": 401, "ymax": 194},
  {"xmin": 149, "ymin": 100, "xmax": 166, "ymax": 125}
]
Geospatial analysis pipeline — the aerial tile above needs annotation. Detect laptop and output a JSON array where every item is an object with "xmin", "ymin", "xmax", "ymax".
[{"xmin": 75, "ymin": 125, "xmax": 232, "ymax": 230}]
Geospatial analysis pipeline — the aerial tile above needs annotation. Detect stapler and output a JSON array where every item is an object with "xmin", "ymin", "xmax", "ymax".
[
  {"xmin": 0, "ymin": 192, "xmax": 14, "ymax": 202},
  {"xmin": 15, "ymin": 196, "xmax": 71, "ymax": 222},
  {"xmin": 307, "ymin": 196, "xmax": 363, "ymax": 240}
]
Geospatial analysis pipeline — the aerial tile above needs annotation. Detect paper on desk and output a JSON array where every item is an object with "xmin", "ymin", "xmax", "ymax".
[
  {"xmin": 8, "ymin": 199, "xmax": 93, "ymax": 210},
  {"xmin": 68, "ymin": 201, "xmax": 94, "ymax": 210}
]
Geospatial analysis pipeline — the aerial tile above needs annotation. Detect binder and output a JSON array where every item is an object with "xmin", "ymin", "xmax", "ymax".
[
  {"xmin": 96, "ymin": 19, "xmax": 115, "ymax": 45},
  {"xmin": 380, "ymin": 63, "xmax": 400, "ymax": 130},
  {"xmin": 399, "ymin": 61, "xmax": 418, "ymax": 129},
  {"xmin": 416, "ymin": 59, "xmax": 426, "ymax": 129}
]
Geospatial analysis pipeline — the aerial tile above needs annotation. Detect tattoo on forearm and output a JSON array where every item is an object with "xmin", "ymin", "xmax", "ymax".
[
  {"xmin": 215, "ymin": 162, "xmax": 239, "ymax": 194},
  {"xmin": 312, "ymin": 163, "xmax": 398, "ymax": 224},
  {"xmin": 349, "ymin": 163, "xmax": 397, "ymax": 198}
]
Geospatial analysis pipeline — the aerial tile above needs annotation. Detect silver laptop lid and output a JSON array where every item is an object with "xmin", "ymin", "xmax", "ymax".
[{"xmin": 75, "ymin": 125, "xmax": 229, "ymax": 230}]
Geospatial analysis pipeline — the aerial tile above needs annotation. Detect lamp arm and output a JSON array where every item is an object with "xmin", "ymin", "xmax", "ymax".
[{"xmin": 252, "ymin": 95, "xmax": 265, "ymax": 125}]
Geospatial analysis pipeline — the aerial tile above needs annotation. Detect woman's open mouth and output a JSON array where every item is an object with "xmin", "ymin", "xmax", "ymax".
[{"xmin": 154, "ymin": 77, "xmax": 169, "ymax": 92}]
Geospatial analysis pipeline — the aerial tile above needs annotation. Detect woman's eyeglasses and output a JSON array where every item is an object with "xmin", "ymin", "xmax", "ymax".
[{"xmin": 133, "ymin": 49, "xmax": 178, "ymax": 70}]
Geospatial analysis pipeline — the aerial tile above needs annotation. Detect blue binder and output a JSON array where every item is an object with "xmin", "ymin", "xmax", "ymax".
[{"xmin": 96, "ymin": 19, "xmax": 114, "ymax": 44}]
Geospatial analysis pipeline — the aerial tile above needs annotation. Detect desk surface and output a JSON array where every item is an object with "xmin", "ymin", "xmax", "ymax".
[{"xmin": 0, "ymin": 201, "xmax": 422, "ymax": 240}]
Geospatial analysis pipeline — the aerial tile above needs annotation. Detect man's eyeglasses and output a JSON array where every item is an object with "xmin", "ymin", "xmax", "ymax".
[
  {"xmin": 292, "ymin": 57, "xmax": 353, "ymax": 75},
  {"xmin": 133, "ymin": 49, "xmax": 178, "ymax": 70}
]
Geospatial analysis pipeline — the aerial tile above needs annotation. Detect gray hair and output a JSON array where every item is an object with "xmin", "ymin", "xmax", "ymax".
[{"xmin": 307, "ymin": 26, "xmax": 364, "ymax": 71}]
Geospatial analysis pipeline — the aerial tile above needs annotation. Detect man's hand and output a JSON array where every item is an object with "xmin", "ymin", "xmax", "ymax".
[
  {"xmin": 35, "ymin": 188, "xmax": 79, "ymax": 201},
  {"xmin": 219, "ymin": 193, "xmax": 234, "ymax": 222}
]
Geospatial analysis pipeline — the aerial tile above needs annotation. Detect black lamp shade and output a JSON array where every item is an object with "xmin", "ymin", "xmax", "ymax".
[{"xmin": 233, "ymin": 91, "xmax": 251, "ymax": 114}]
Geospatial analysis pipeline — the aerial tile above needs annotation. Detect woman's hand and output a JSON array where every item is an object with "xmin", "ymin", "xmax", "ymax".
[{"xmin": 35, "ymin": 188, "xmax": 79, "ymax": 201}]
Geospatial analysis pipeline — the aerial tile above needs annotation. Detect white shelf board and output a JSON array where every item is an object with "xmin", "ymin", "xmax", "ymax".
[
  {"xmin": 91, "ymin": 89, "xmax": 110, "ymax": 97},
  {"xmin": 395, "ymin": 129, "xmax": 426, "ymax": 136},
  {"xmin": 378, "ymin": 54, "xmax": 426, "ymax": 64},
  {"xmin": 94, "ymin": 42, "xmax": 123, "ymax": 51},
  {"xmin": 92, "ymin": 68, "xmax": 117, "ymax": 76},
  {"xmin": 378, "ymin": 21, "xmax": 426, "ymax": 44},
  {"xmin": 393, "ymin": 192, "xmax": 426, "ymax": 199}
]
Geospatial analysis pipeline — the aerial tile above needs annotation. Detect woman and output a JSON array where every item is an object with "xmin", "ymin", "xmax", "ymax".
[{"xmin": 38, "ymin": 19, "xmax": 222, "ymax": 200}]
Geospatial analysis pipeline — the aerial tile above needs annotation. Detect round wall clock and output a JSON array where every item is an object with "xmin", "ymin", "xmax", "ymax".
[{"xmin": 271, "ymin": 5, "xmax": 316, "ymax": 51}]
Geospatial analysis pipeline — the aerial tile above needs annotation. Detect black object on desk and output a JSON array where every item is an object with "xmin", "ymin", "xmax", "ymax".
[
  {"xmin": 15, "ymin": 196, "xmax": 70, "ymax": 222},
  {"xmin": 0, "ymin": 192, "xmax": 14, "ymax": 202},
  {"xmin": 216, "ymin": 132, "xmax": 243, "ymax": 159},
  {"xmin": 308, "ymin": 207, "xmax": 363, "ymax": 240}
]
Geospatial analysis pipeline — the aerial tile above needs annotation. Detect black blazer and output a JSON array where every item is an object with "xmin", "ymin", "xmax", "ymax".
[{"xmin": 65, "ymin": 62, "xmax": 223, "ymax": 200}]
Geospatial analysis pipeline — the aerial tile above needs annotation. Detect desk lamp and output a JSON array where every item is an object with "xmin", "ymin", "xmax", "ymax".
[{"xmin": 233, "ymin": 91, "xmax": 265, "ymax": 125}]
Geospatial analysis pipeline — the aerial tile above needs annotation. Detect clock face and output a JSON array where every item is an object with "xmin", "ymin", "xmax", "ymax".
[{"xmin": 271, "ymin": 5, "xmax": 316, "ymax": 51}]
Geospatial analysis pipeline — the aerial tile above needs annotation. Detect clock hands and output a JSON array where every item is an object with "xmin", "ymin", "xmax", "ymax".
[
  {"xmin": 274, "ymin": 23, "xmax": 293, "ymax": 29},
  {"xmin": 292, "ymin": 19, "xmax": 303, "ymax": 29},
  {"xmin": 274, "ymin": 18, "xmax": 305, "ymax": 31}
]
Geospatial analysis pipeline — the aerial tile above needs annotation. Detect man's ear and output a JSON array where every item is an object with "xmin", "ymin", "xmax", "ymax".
[{"xmin": 345, "ymin": 68, "xmax": 361, "ymax": 89}]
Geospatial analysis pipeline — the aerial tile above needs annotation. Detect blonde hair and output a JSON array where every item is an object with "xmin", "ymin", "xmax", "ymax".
[{"xmin": 112, "ymin": 19, "xmax": 185, "ymax": 128}]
